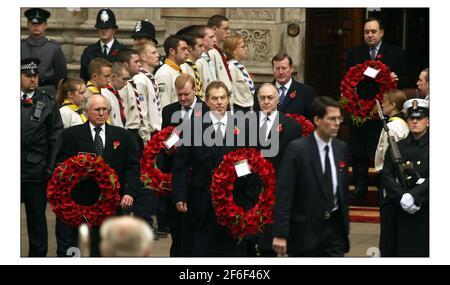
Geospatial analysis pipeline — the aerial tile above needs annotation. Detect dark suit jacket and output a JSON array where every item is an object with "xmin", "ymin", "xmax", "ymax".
[
  {"xmin": 56, "ymin": 122, "xmax": 140, "ymax": 205},
  {"xmin": 255, "ymin": 112, "xmax": 302, "ymax": 250},
  {"xmin": 161, "ymin": 97, "xmax": 209, "ymax": 129},
  {"xmin": 171, "ymin": 112, "xmax": 249, "ymax": 256},
  {"xmin": 347, "ymin": 41, "xmax": 408, "ymax": 90},
  {"xmin": 273, "ymin": 134, "xmax": 350, "ymax": 254},
  {"xmin": 347, "ymin": 42, "xmax": 408, "ymax": 157},
  {"xmin": 255, "ymin": 78, "xmax": 316, "ymax": 121},
  {"xmin": 79, "ymin": 39, "xmax": 128, "ymax": 82}
]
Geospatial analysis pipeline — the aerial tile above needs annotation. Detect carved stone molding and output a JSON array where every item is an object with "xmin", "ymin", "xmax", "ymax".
[
  {"xmin": 228, "ymin": 8, "xmax": 277, "ymax": 21},
  {"xmin": 234, "ymin": 29, "xmax": 271, "ymax": 62}
]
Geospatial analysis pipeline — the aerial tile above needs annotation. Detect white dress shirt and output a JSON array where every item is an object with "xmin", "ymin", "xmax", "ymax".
[
  {"xmin": 314, "ymin": 131, "xmax": 338, "ymax": 210},
  {"xmin": 210, "ymin": 111, "xmax": 228, "ymax": 137},
  {"xmin": 89, "ymin": 123, "xmax": 106, "ymax": 148},
  {"xmin": 259, "ymin": 111, "xmax": 277, "ymax": 140},
  {"xmin": 181, "ymin": 96, "xmax": 197, "ymax": 119},
  {"xmin": 100, "ymin": 39, "xmax": 114, "ymax": 55},
  {"xmin": 275, "ymin": 78, "xmax": 292, "ymax": 97}
]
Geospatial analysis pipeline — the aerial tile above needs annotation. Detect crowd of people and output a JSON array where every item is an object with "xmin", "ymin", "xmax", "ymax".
[{"xmin": 21, "ymin": 8, "xmax": 429, "ymax": 257}]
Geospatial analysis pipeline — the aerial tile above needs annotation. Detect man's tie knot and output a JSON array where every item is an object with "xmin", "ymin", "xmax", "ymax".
[{"xmin": 94, "ymin": 127, "xmax": 102, "ymax": 135}]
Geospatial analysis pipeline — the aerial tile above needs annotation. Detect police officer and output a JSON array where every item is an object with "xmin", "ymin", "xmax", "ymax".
[
  {"xmin": 21, "ymin": 8, "xmax": 68, "ymax": 94},
  {"xmin": 79, "ymin": 8, "xmax": 127, "ymax": 82},
  {"xmin": 131, "ymin": 19, "xmax": 158, "ymax": 46},
  {"xmin": 381, "ymin": 98, "xmax": 429, "ymax": 256},
  {"xmin": 21, "ymin": 57, "xmax": 64, "ymax": 256}
]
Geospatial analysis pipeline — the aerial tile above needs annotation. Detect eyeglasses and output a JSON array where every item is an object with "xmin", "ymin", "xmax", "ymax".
[
  {"xmin": 258, "ymin": 95, "xmax": 277, "ymax": 101},
  {"xmin": 324, "ymin": 116, "xmax": 344, "ymax": 123}
]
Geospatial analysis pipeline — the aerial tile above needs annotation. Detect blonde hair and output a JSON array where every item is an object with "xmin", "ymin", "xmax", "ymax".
[
  {"xmin": 222, "ymin": 34, "xmax": 245, "ymax": 60},
  {"xmin": 383, "ymin": 89, "xmax": 407, "ymax": 113}
]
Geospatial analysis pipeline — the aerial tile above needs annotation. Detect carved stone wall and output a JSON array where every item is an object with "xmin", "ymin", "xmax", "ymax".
[{"xmin": 20, "ymin": 8, "xmax": 307, "ymax": 83}]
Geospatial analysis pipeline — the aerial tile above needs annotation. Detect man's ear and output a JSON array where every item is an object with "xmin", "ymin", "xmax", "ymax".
[
  {"xmin": 313, "ymin": 115, "xmax": 320, "ymax": 127},
  {"xmin": 169, "ymin": 47, "xmax": 176, "ymax": 57}
]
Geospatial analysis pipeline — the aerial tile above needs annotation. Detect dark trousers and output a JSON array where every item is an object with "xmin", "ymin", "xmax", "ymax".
[
  {"xmin": 21, "ymin": 182, "xmax": 48, "ymax": 257},
  {"xmin": 166, "ymin": 197, "xmax": 183, "ymax": 257},
  {"xmin": 352, "ymin": 156, "xmax": 370, "ymax": 191},
  {"xmin": 289, "ymin": 211, "xmax": 346, "ymax": 257},
  {"xmin": 379, "ymin": 201, "xmax": 397, "ymax": 257},
  {"xmin": 56, "ymin": 217, "xmax": 101, "ymax": 257}
]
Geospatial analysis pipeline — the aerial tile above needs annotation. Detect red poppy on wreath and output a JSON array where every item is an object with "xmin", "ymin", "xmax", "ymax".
[
  {"xmin": 47, "ymin": 154, "xmax": 121, "ymax": 228},
  {"xmin": 22, "ymin": 97, "xmax": 33, "ymax": 105},
  {"xmin": 111, "ymin": 49, "xmax": 119, "ymax": 56},
  {"xmin": 113, "ymin": 140, "xmax": 120, "ymax": 149},
  {"xmin": 210, "ymin": 148, "xmax": 276, "ymax": 240},
  {"xmin": 140, "ymin": 126, "xmax": 176, "ymax": 195},
  {"xmin": 339, "ymin": 60, "xmax": 397, "ymax": 126},
  {"xmin": 285, "ymin": 113, "xmax": 315, "ymax": 136},
  {"xmin": 276, "ymin": 124, "xmax": 284, "ymax": 133},
  {"xmin": 289, "ymin": 90, "xmax": 297, "ymax": 99},
  {"xmin": 233, "ymin": 126, "xmax": 240, "ymax": 135}
]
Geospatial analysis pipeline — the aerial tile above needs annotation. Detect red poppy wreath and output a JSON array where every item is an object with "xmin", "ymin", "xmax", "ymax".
[
  {"xmin": 210, "ymin": 148, "xmax": 276, "ymax": 240},
  {"xmin": 340, "ymin": 60, "xmax": 397, "ymax": 126},
  {"xmin": 47, "ymin": 154, "xmax": 121, "ymax": 228},
  {"xmin": 140, "ymin": 126, "xmax": 177, "ymax": 195},
  {"xmin": 285, "ymin": 113, "xmax": 315, "ymax": 136}
]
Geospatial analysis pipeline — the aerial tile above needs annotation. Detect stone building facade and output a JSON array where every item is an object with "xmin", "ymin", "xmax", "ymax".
[{"xmin": 20, "ymin": 8, "xmax": 307, "ymax": 83}]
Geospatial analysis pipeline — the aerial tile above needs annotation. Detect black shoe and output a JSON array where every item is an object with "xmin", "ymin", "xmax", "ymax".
[
  {"xmin": 351, "ymin": 187, "xmax": 368, "ymax": 198},
  {"xmin": 154, "ymin": 229, "xmax": 169, "ymax": 238}
]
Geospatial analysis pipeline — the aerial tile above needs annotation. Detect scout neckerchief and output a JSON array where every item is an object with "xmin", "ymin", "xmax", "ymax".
[{"xmin": 61, "ymin": 99, "xmax": 87, "ymax": 122}]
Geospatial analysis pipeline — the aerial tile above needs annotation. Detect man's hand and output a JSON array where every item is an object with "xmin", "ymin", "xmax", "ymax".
[
  {"xmin": 176, "ymin": 201, "xmax": 188, "ymax": 213},
  {"xmin": 120, "ymin": 194, "xmax": 134, "ymax": 209},
  {"xmin": 390, "ymin": 72, "xmax": 399, "ymax": 81},
  {"xmin": 272, "ymin": 237, "xmax": 287, "ymax": 256}
]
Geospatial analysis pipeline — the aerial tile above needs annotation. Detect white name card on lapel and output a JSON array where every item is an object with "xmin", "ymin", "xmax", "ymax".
[
  {"xmin": 235, "ymin": 160, "xmax": 251, "ymax": 177},
  {"xmin": 163, "ymin": 132, "xmax": 180, "ymax": 149},
  {"xmin": 364, "ymin": 66, "xmax": 380, "ymax": 78}
]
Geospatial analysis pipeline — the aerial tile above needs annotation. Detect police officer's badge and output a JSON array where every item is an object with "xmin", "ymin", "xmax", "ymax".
[
  {"xmin": 135, "ymin": 21, "xmax": 142, "ymax": 32},
  {"xmin": 100, "ymin": 10, "xmax": 109, "ymax": 23}
]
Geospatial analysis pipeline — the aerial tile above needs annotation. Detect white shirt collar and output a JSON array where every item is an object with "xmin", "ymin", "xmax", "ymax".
[
  {"xmin": 89, "ymin": 122, "xmax": 105, "ymax": 133},
  {"xmin": 21, "ymin": 91, "xmax": 35, "ymax": 99},
  {"xmin": 259, "ymin": 110, "xmax": 278, "ymax": 124},
  {"xmin": 100, "ymin": 38, "xmax": 115, "ymax": 50},
  {"xmin": 275, "ymin": 78, "xmax": 292, "ymax": 91},
  {"xmin": 371, "ymin": 41, "xmax": 382, "ymax": 52},
  {"xmin": 210, "ymin": 111, "xmax": 228, "ymax": 127},
  {"xmin": 314, "ymin": 130, "xmax": 332, "ymax": 151}
]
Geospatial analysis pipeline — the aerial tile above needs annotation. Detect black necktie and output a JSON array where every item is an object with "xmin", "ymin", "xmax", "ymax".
[
  {"xmin": 94, "ymin": 127, "xmax": 104, "ymax": 157},
  {"xmin": 182, "ymin": 106, "xmax": 191, "ymax": 122},
  {"xmin": 215, "ymin": 122, "xmax": 224, "ymax": 143},
  {"xmin": 102, "ymin": 44, "xmax": 108, "ymax": 58},
  {"xmin": 324, "ymin": 145, "xmax": 334, "ymax": 209},
  {"xmin": 260, "ymin": 115, "xmax": 270, "ymax": 142}
]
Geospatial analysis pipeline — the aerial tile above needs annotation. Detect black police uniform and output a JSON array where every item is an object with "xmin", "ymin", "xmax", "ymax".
[
  {"xmin": 21, "ymin": 58, "xmax": 64, "ymax": 256},
  {"xmin": 79, "ymin": 8, "xmax": 127, "ymax": 82},
  {"xmin": 21, "ymin": 8, "xmax": 68, "ymax": 92}
]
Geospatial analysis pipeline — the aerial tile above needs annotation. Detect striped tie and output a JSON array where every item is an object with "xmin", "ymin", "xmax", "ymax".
[
  {"xmin": 105, "ymin": 85, "xmax": 126, "ymax": 126},
  {"xmin": 128, "ymin": 79, "xmax": 144, "ymax": 124},
  {"xmin": 185, "ymin": 60, "xmax": 204, "ymax": 99},
  {"xmin": 278, "ymin": 86, "xmax": 287, "ymax": 106},
  {"xmin": 231, "ymin": 60, "xmax": 255, "ymax": 95}
]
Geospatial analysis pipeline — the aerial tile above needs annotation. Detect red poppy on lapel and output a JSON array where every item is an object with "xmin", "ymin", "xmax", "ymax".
[
  {"xmin": 233, "ymin": 127, "xmax": 240, "ymax": 135},
  {"xmin": 195, "ymin": 111, "xmax": 201, "ymax": 117},
  {"xmin": 113, "ymin": 140, "xmax": 120, "ymax": 149},
  {"xmin": 276, "ymin": 124, "xmax": 284, "ymax": 133},
  {"xmin": 111, "ymin": 49, "xmax": 119, "ymax": 56},
  {"xmin": 22, "ymin": 97, "xmax": 33, "ymax": 105},
  {"xmin": 338, "ymin": 160, "xmax": 346, "ymax": 172},
  {"xmin": 289, "ymin": 90, "xmax": 297, "ymax": 99},
  {"xmin": 376, "ymin": 54, "xmax": 382, "ymax": 59}
]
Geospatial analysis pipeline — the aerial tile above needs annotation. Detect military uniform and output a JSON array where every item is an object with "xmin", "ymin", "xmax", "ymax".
[
  {"xmin": 381, "ymin": 99, "xmax": 429, "ymax": 256},
  {"xmin": 21, "ymin": 57, "xmax": 64, "ymax": 256},
  {"xmin": 21, "ymin": 8, "xmax": 67, "ymax": 92},
  {"xmin": 79, "ymin": 8, "xmax": 127, "ymax": 82}
]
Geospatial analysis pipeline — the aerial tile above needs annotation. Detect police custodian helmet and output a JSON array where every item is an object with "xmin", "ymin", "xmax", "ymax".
[
  {"xmin": 24, "ymin": 8, "xmax": 51, "ymax": 24},
  {"xmin": 131, "ymin": 20, "xmax": 158, "ymax": 45},
  {"xmin": 95, "ymin": 8, "xmax": 118, "ymax": 29}
]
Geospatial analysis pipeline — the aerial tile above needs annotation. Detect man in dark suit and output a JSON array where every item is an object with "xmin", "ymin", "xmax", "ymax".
[
  {"xmin": 55, "ymin": 94, "xmax": 140, "ymax": 257},
  {"xmin": 347, "ymin": 18, "xmax": 408, "ymax": 197},
  {"xmin": 255, "ymin": 53, "xmax": 316, "ymax": 120},
  {"xmin": 159, "ymin": 74, "xmax": 209, "ymax": 256},
  {"xmin": 79, "ymin": 8, "xmax": 127, "ymax": 82},
  {"xmin": 172, "ymin": 81, "xmax": 249, "ymax": 256},
  {"xmin": 272, "ymin": 96, "xmax": 350, "ymax": 257},
  {"xmin": 254, "ymin": 83, "xmax": 302, "ymax": 257},
  {"xmin": 21, "ymin": 57, "xmax": 63, "ymax": 256}
]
